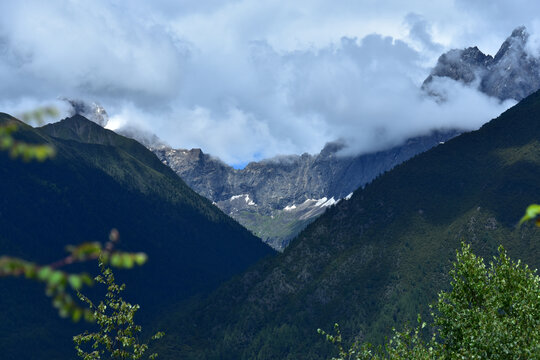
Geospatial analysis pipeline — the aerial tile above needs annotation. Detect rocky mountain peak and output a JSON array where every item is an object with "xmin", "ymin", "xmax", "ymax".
[
  {"xmin": 493, "ymin": 26, "xmax": 528, "ymax": 62},
  {"xmin": 188, "ymin": 148, "xmax": 203, "ymax": 159},
  {"xmin": 462, "ymin": 46, "xmax": 493, "ymax": 65},
  {"xmin": 424, "ymin": 26, "xmax": 540, "ymax": 101},
  {"xmin": 423, "ymin": 47, "xmax": 491, "ymax": 89},
  {"xmin": 151, "ymin": 129, "xmax": 459, "ymax": 250},
  {"xmin": 61, "ymin": 98, "xmax": 109, "ymax": 127}
]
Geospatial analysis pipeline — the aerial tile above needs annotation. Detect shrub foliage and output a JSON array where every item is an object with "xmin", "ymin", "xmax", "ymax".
[
  {"xmin": 321, "ymin": 242, "xmax": 540, "ymax": 359},
  {"xmin": 74, "ymin": 259, "xmax": 164, "ymax": 359}
]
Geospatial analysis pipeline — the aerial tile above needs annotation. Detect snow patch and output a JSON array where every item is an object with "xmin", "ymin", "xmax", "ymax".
[
  {"xmin": 345, "ymin": 192, "xmax": 353, "ymax": 200},
  {"xmin": 284, "ymin": 204, "xmax": 297, "ymax": 211},
  {"xmin": 230, "ymin": 194, "xmax": 256, "ymax": 206},
  {"xmin": 321, "ymin": 197, "xmax": 337, "ymax": 207},
  {"xmin": 245, "ymin": 194, "xmax": 256, "ymax": 206},
  {"xmin": 314, "ymin": 197, "xmax": 338, "ymax": 207}
]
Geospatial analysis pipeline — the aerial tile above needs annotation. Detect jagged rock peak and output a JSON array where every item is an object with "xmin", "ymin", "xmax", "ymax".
[
  {"xmin": 423, "ymin": 47, "xmax": 492, "ymax": 88},
  {"xmin": 494, "ymin": 26, "xmax": 528, "ymax": 62},
  {"xmin": 424, "ymin": 26, "xmax": 540, "ymax": 102}
]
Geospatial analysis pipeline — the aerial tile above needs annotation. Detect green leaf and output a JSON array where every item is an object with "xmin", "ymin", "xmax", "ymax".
[
  {"xmin": 134, "ymin": 253, "xmax": 147, "ymax": 266},
  {"xmin": 37, "ymin": 266, "xmax": 53, "ymax": 281},
  {"xmin": 71, "ymin": 308, "xmax": 83, "ymax": 322},
  {"xmin": 110, "ymin": 253, "xmax": 122, "ymax": 267},
  {"xmin": 519, "ymin": 204, "xmax": 540, "ymax": 225},
  {"xmin": 48, "ymin": 271, "xmax": 65, "ymax": 286},
  {"xmin": 68, "ymin": 275, "xmax": 83, "ymax": 290},
  {"xmin": 122, "ymin": 254, "xmax": 134, "ymax": 268}
]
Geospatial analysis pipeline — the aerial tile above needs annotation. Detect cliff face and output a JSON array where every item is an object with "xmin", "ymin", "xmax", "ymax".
[{"xmin": 153, "ymin": 130, "xmax": 459, "ymax": 250}]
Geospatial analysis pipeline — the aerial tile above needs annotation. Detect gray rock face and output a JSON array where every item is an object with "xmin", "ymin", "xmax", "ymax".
[
  {"xmin": 424, "ymin": 26, "xmax": 540, "ymax": 101},
  {"xmin": 152, "ymin": 130, "xmax": 459, "ymax": 250}
]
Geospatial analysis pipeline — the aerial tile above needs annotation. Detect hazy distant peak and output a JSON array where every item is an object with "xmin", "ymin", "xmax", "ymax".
[
  {"xmin": 493, "ymin": 26, "xmax": 528, "ymax": 62},
  {"xmin": 424, "ymin": 26, "xmax": 540, "ymax": 102},
  {"xmin": 60, "ymin": 98, "xmax": 109, "ymax": 127},
  {"xmin": 116, "ymin": 124, "xmax": 169, "ymax": 150}
]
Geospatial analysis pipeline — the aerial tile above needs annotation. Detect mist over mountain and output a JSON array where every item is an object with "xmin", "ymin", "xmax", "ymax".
[
  {"xmin": 120, "ymin": 27, "xmax": 540, "ymax": 250},
  {"xmin": 0, "ymin": 1, "xmax": 522, "ymax": 165},
  {"xmin": 58, "ymin": 99, "xmax": 455, "ymax": 250},
  {"xmin": 424, "ymin": 26, "xmax": 540, "ymax": 102},
  {"xmin": 4, "ymin": 1, "xmax": 540, "ymax": 358},
  {"xmin": 150, "ymin": 84, "xmax": 540, "ymax": 360},
  {"xmin": 60, "ymin": 98, "xmax": 110, "ymax": 127}
]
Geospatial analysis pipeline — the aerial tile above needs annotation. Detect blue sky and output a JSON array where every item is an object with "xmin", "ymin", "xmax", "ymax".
[{"xmin": 1, "ymin": 0, "xmax": 538, "ymax": 166}]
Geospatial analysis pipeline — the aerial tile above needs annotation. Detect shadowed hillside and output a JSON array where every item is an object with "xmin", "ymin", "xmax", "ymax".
[
  {"xmin": 152, "ymin": 90, "xmax": 540, "ymax": 359},
  {"xmin": 0, "ymin": 114, "xmax": 273, "ymax": 360}
]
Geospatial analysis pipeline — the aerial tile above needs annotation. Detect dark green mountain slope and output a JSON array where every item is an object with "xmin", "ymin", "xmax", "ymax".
[
  {"xmin": 0, "ymin": 114, "xmax": 273, "ymax": 359},
  {"xmin": 154, "ymin": 91, "xmax": 540, "ymax": 359}
]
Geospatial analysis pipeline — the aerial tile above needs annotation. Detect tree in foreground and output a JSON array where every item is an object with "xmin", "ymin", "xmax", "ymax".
[
  {"xmin": 320, "ymin": 241, "xmax": 540, "ymax": 359},
  {"xmin": 74, "ymin": 259, "xmax": 164, "ymax": 359}
]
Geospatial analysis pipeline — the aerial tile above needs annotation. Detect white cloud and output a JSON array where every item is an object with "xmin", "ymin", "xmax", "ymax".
[{"xmin": 0, "ymin": 0, "xmax": 536, "ymax": 166}]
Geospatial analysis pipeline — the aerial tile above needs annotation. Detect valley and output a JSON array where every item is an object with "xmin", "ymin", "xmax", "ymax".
[{"xmin": 2, "ymin": 5, "xmax": 540, "ymax": 358}]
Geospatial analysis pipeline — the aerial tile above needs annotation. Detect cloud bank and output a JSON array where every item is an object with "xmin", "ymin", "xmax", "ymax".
[{"xmin": 0, "ymin": 0, "xmax": 537, "ymax": 166}]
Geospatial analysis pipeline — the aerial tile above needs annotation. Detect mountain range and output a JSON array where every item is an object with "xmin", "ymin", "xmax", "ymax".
[
  {"xmin": 124, "ymin": 27, "xmax": 539, "ymax": 251},
  {"xmin": 151, "ymin": 131, "xmax": 458, "ymax": 250},
  {"xmin": 3, "ymin": 24, "xmax": 540, "ymax": 360},
  {"xmin": 0, "ymin": 113, "xmax": 273, "ymax": 360},
  {"xmin": 149, "ymin": 82, "xmax": 540, "ymax": 360}
]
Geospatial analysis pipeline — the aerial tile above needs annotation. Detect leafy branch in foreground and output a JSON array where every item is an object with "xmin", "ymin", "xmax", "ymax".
[
  {"xmin": 74, "ymin": 259, "xmax": 164, "ymax": 359},
  {"xmin": 0, "ymin": 229, "xmax": 148, "ymax": 321},
  {"xmin": 0, "ymin": 106, "xmax": 57, "ymax": 161},
  {"xmin": 1, "ymin": 107, "xmax": 149, "ymax": 321},
  {"xmin": 519, "ymin": 203, "xmax": 540, "ymax": 226},
  {"xmin": 320, "ymin": 242, "xmax": 540, "ymax": 359}
]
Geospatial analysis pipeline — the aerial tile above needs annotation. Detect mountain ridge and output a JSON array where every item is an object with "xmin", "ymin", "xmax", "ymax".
[
  {"xmin": 0, "ymin": 113, "xmax": 274, "ymax": 360},
  {"xmin": 150, "ymin": 88, "xmax": 540, "ymax": 360},
  {"xmin": 153, "ymin": 129, "xmax": 459, "ymax": 249}
]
